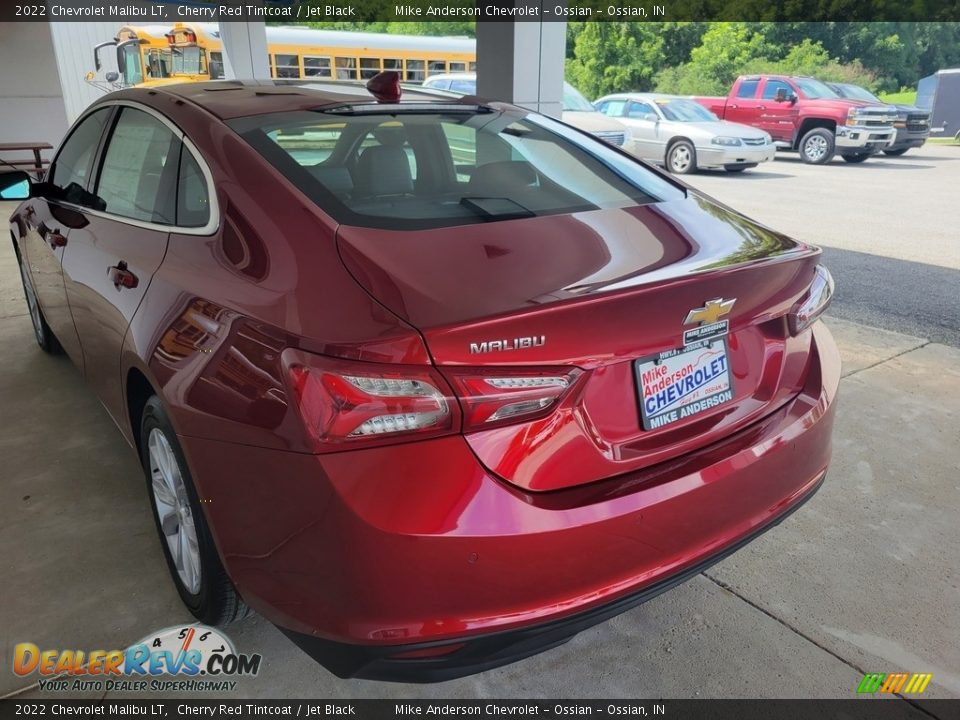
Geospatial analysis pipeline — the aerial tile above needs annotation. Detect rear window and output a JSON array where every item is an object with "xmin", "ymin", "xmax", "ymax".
[{"xmin": 227, "ymin": 107, "xmax": 684, "ymax": 230}]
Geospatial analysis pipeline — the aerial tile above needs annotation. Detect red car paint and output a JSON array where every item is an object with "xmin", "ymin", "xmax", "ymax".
[{"xmin": 7, "ymin": 80, "xmax": 839, "ymax": 681}]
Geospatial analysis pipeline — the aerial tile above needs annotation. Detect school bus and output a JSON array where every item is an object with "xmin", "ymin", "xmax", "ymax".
[
  {"xmin": 86, "ymin": 25, "xmax": 212, "ymax": 89},
  {"xmin": 89, "ymin": 23, "xmax": 476, "ymax": 90}
]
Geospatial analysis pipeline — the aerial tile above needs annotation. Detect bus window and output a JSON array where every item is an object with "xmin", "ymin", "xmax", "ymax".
[
  {"xmin": 172, "ymin": 46, "xmax": 206, "ymax": 75},
  {"xmin": 145, "ymin": 49, "xmax": 170, "ymax": 78},
  {"xmin": 449, "ymin": 61, "xmax": 466, "ymax": 73},
  {"xmin": 304, "ymin": 56, "xmax": 331, "ymax": 78},
  {"xmin": 469, "ymin": 62, "xmax": 477, "ymax": 72},
  {"xmin": 275, "ymin": 54, "xmax": 301, "ymax": 78},
  {"xmin": 335, "ymin": 57, "xmax": 357, "ymax": 80},
  {"xmin": 383, "ymin": 58, "xmax": 402, "ymax": 72},
  {"xmin": 120, "ymin": 43, "xmax": 143, "ymax": 86},
  {"xmin": 428, "ymin": 60, "xmax": 446, "ymax": 75},
  {"xmin": 209, "ymin": 51, "xmax": 225, "ymax": 79},
  {"xmin": 359, "ymin": 58, "xmax": 381, "ymax": 79},
  {"xmin": 405, "ymin": 59, "xmax": 425, "ymax": 82}
]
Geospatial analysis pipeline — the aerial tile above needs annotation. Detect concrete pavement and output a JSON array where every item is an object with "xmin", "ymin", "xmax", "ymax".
[{"xmin": 1, "ymin": 206, "xmax": 958, "ymax": 700}]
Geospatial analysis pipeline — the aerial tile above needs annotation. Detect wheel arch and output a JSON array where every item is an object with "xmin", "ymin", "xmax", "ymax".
[
  {"xmin": 794, "ymin": 118, "xmax": 836, "ymax": 149},
  {"xmin": 125, "ymin": 365, "xmax": 161, "ymax": 456},
  {"xmin": 665, "ymin": 135, "xmax": 695, "ymax": 157}
]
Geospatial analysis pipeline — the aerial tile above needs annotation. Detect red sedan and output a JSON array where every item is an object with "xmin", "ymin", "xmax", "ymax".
[{"xmin": 1, "ymin": 76, "xmax": 838, "ymax": 682}]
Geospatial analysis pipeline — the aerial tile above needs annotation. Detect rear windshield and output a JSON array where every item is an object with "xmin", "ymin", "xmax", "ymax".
[{"xmin": 227, "ymin": 107, "xmax": 684, "ymax": 230}]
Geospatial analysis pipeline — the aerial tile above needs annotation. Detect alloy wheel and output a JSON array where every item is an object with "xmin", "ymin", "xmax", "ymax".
[
  {"xmin": 148, "ymin": 428, "xmax": 202, "ymax": 594},
  {"xmin": 804, "ymin": 135, "xmax": 828, "ymax": 162},
  {"xmin": 670, "ymin": 145, "xmax": 692, "ymax": 172}
]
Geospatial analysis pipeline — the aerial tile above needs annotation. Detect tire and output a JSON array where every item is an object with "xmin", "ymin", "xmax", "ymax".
[
  {"xmin": 666, "ymin": 140, "xmax": 697, "ymax": 174},
  {"xmin": 841, "ymin": 153, "xmax": 871, "ymax": 164},
  {"xmin": 883, "ymin": 148, "xmax": 908, "ymax": 156},
  {"xmin": 798, "ymin": 128, "xmax": 835, "ymax": 164},
  {"xmin": 140, "ymin": 396, "xmax": 249, "ymax": 626},
  {"xmin": 16, "ymin": 249, "xmax": 62, "ymax": 354}
]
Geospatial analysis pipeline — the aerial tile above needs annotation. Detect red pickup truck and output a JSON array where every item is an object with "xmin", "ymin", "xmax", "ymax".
[{"xmin": 695, "ymin": 75, "xmax": 898, "ymax": 164}]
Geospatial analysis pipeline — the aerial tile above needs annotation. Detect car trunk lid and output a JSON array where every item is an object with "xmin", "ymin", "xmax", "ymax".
[{"xmin": 337, "ymin": 195, "xmax": 821, "ymax": 491}]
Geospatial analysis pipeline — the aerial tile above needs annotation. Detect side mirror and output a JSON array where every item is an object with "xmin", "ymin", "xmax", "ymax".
[
  {"xmin": 0, "ymin": 171, "xmax": 32, "ymax": 201},
  {"xmin": 106, "ymin": 71, "xmax": 119, "ymax": 83},
  {"xmin": 790, "ymin": 92, "xmax": 799, "ymax": 105}
]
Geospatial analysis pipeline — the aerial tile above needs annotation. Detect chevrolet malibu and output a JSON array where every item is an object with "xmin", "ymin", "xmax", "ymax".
[{"xmin": 2, "ymin": 75, "xmax": 838, "ymax": 682}]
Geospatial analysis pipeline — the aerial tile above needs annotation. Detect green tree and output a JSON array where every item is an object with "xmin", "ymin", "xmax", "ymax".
[{"xmin": 565, "ymin": 23, "xmax": 665, "ymax": 99}]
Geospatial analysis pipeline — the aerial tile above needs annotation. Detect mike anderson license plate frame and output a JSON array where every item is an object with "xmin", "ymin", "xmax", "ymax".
[{"xmin": 635, "ymin": 338, "xmax": 734, "ymax": 431}]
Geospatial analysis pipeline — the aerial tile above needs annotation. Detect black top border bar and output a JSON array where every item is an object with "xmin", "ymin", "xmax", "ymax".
[{"xmin": 5, "ymin": 0, "xmax": 960, "ymax": 23}]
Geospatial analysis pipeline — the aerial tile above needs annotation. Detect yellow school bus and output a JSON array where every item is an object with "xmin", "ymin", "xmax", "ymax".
[
  {"xmin": 87, "ymin": 25, "xmax": 211, "ymax": 89},
  {"xmin": 91, "ymin": 23, "xmax": 477, "ymax": 89}
]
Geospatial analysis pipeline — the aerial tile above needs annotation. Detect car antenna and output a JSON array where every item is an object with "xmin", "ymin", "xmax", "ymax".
[{"xmin": 366, "ymin": 71, "xmax": 401, "ymax": 103}]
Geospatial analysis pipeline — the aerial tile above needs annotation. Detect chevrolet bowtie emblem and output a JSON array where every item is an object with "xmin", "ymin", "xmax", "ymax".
[{"xmin": 684, "ymin": 298, "xmax": 736, "ymax": 326}]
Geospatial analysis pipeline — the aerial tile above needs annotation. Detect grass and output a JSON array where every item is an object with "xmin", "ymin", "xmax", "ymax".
[
  {"xmin": 928, "ymin": 137, "xmax": 960, "ymax": 145},
  {"xmin": 879, "ymin": 90, "xmax": 918, "ymax": 105}
]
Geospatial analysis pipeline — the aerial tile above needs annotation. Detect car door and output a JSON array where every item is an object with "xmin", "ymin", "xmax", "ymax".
[
  {"xmin": 621, "ymin": 100, "xmax": 662, "ymax": 160},
  {"xmin": 757, "ymin": 78, "xmax": 798, "ymax": 141},
  {"xmin": 17, "ymin": 107, "xmax": 113, "ymax": 368},
  {"xmin": 723, "ymin": 78, "xmax": 763, "ymax": 127},
  {"xmin": 62, "ymin": 105, "xmax": 181, "ymax": 426}
]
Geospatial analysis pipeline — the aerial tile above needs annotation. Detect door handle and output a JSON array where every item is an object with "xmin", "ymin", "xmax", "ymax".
[
  {"xmin": 109, "ymin": 261, "xmax": 139, "ymax": 290},
  {"xmin": 729, "ymin": 104, "xmax": 739, "ymax": 110},
  {"xmin": 758, "ymin": 105, "xmax": 767, "ymax": 110}
]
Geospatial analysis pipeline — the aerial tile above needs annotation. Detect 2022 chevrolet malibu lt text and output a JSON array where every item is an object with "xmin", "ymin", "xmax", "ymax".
[{"xmin": 2, "ymin": 75, "xmax": 839, "ymax": 682}]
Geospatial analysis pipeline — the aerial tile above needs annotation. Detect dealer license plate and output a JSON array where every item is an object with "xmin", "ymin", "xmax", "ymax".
[{"xmin": 635, "ymin": 339, "xmax": 733, "ymax": 430}]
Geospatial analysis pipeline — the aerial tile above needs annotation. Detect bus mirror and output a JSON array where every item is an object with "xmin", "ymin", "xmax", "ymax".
[{"xmin": 106, "ymin": 71, "xmax": 119, "ymax": 83}]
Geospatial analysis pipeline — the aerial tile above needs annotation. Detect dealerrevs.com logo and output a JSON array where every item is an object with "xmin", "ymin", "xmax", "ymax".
[{"xmin": 14, "ymin": 625, "xmax": 262, "ymax": 693}]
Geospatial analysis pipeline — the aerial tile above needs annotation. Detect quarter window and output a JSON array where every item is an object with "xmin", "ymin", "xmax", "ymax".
[
  {"xmin": 94, "ymin": 107, "xmax": 178, "ymax": 224},
  {"xmin": 49, "ymin": 107, "xmax": 111, "ymax": 199},
  {"xmin": 176, "ymin": 146, "xmax": 210, "ymax": 228}
]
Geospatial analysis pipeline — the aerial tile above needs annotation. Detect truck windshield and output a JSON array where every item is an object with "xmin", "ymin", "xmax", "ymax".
[
  {"xmin": 228, "ymin": 107, "xmax": 684, "ymax": 230},
  {"xmin": 834, "ymin": 84, "xmax": 881, "ymax": 103},
  {"xmin": 794, "ymin": 78, "xmax": 840, "ymax": 100},
  {"xmin": 656, "ymin": 99, "xmax": 718, "ymax": 122}
]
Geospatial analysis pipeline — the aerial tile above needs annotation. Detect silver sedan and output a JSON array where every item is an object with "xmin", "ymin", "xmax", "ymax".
[{"xmin": 594, "ymin": 93, "xmax": 775, "ymax": 174}]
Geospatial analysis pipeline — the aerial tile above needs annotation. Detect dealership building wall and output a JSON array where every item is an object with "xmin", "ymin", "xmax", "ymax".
[{"xmin": 0, "ymin": 22, "xmax": 118, "ymax": 150}]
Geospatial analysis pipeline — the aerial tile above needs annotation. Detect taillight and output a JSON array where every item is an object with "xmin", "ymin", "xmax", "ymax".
[
  {"xmin": 442, "ymin": 367, "xmax": 583, "ymax": 432},
  {"xmin": 788, "ymin": 264, "xmax": 834, "ymax": 334},
  {"xmin": 286, "ymin": 351, "xmax": 458, "ymax": 452}
]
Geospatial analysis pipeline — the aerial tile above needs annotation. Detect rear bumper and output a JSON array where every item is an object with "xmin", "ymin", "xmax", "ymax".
[
  {"xmin": 284, "ymin": 470, "xmax": 825, "ymax": 682},
  {"xmin": 180, "ymin": 323, "xmax": 840, "ymax": 681}
]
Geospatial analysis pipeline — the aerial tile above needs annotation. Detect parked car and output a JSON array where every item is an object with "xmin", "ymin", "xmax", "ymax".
[
  {"xmin": 826, "ymin": 82, "xmax": 930, "ymax": 155},
  {"xmin": 422, "ymin": 72, "xmax": 631, "ymax": 149},
  {"xmin": 917, "ymin": 67, "xmax": 960, "ymax": 141},
  {"xmin": 2, "ymin": 75, "xmax": 839, "ymax": 682},
  {"xmin": 695, "ymin": 75, "xmax": 898, "ymax": 164},
  {"xmin": 594, "ymin": 93, "xmax": 774, "ymax": 174}
]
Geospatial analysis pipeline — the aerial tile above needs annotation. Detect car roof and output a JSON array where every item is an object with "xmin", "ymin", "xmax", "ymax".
[{"xmin": 121, "ymin": 79, "xmax": 478, "ymax": 120}]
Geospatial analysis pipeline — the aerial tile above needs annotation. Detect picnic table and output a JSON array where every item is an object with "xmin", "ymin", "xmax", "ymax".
[{"xmin": 0, "ymin": 142, "xmax": 53, "ymax": 176}]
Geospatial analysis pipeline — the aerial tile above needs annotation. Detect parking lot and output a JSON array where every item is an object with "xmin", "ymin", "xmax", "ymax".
[{"xmin": 2, "ymin": 145, "xmax": 958, "ymax": 702}]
